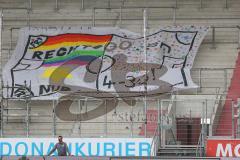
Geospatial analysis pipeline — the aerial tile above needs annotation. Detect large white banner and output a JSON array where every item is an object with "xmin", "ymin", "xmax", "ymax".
[
  {"xmin": 3, "ymin": 26, "xmax": 208, "ymax": 100},
  {"xmin": 0, "ymin": 138, "xmax": 153, "ymax": 156}
]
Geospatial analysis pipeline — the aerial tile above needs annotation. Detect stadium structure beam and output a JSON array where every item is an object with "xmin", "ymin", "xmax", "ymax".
[
  {"xmin": 157, "ymin": 99, "xmax": 160, "ymax": 149},
  {"xmin": 211, "ymin": 26, "xmax": 216, "ymax": 49},
  {"xmin": 199, "ymin": 0, "xmax": 203, "ymax": 9},
  {"xmin": 131, "ymin": 100, "xmax": 134, "ymax": 137},
  {"xmin": 28, "ymin": 0, "xmax": 32, "ymax": 12},
  {"xmin": 224, "ymin": 69, "xmax": 227, "ymax": 92},
  {"xmin": 232, "ymin": 100, "xmax": 235, "ymax": 138},
  {"xmin": 200, "ymin": 101, "xmax": 206, "ymax": 155},
  {"xmin": 0, "ymin": 29, "xmax": 3, "ymax": 137},
  {"xmin": 92, "ymin": 8, "xmax": 95, "ymax": 27},
  {"xmin": 236, "ymin": 98, "xmax": 240, "ymax": 138},
  {"xmin": 81, "ymin": 0, "xmax": 84, "ymax": 10},
  {"xmin": 27, "ymin": 10, "xmax": 30, "ymax": 29},
  {"xmin": 0, "ymin": 10, "xmax": 2, "ymax": 78},
  {"xmin": 26, "ymin": 101, "xmax": 29, "ymax": 137},
  {"xmin": 52, "ymin": 100, "xmax": 56, "ymax": 137},
  {"xmin": 225, "ymin": 0, "xmax": 228, "ymax": 9},
  {"xmin": 94, "ymin": 6, "xmax": 175, "ymax": 9},
  {"xmin": 55, "ymin": 0, "xmax": 59, "ymax": 11},
  {"xmin": 173, "ymin": 8, "xmax": 176, "ymax": 25},
  {"xmin": 160, "ymin": 100, "xmax": 165, "ymax": 148},
  {"xmin": 9, "ymin": 27, "xmax": 20, "ymax": 50},
  {"xmin": 143, "ymin": 8, "xmax": 148, "ymax": 138},
  {"xmin": 0, "ymin": 101, "xmax": 3, "ymax": 137},
  {"xmin": 119, "ymin": 6, "xmax": 122, "ymax": 27},
  {"xmin": 237, "ymin": 25, "xmax": 240, "ymax": 49},
  {"xmin": 24, "ymin": 81, "xmax": 31, "ymax": 137},
  {"xmin": 104, "ymin": 99, "xmax": 107, "ymax": 137},
  {"xmin": 78, "ymin": 99, "xmax": 82, "ymax": 136},
  {"xmin": 198, "ymin": 69, "xmax": 202, "ymax": 93},
  {"xmin": 108, "ymin": 0, "xmax": 110, "ymax": 8}
]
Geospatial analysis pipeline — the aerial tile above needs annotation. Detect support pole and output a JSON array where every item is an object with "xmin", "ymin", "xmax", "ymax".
[
  {"xmin": 24, "ymin": 82, "xmax": 30, "ymax": 137},
  {"xmin": 198, "ymin": 69, "xmax": 202, "ymax": 93},
  {"xmin": 92, "ymin": 8, "xmax": 95, "ymax": 27},
  {"xmin": 203, "ymin": 100, "xmax": 208, "ymax": 156},
  {"xmin": 232, "ymin": 100, "xmax": 235, "ymax": 138},
  {"xmin": 224, "ymin": 69, "xmax": 227, "ymax": 92},
  {"xmin": 27, "ymin": 11, "xmax": 30, "ymax": 29},
  {"xmin": 7, "ymin": 49, "xmax": 10, "ymax": 63},
  {"xmin": 108, "ymin": 0, "xmax": 110, "ymax": 8},
  {"xmin": 119, "ymin": 6, "xmax": 122, "ymax": 28},
  {"xmin": 200, "ymin": 101, "xmax": 205, "ymax": 156},
  {"xmin": 0, "ymin": 100, "xmax": 3, "ymax": 137},
  {"xmin": 26, "ymin": 101, "xmax": 29, "ymax": 137},
  {"xmin": 225, "ymin": 0, "xmax": 228, "ymax": 9},
  {"xmin": 205, "ymin": 99, "xmax": 208, "ymax": 137},
  {"xmin": 28, "ymin": 0, "xmax": 32, "ymax": 12},
  {"xmin": 104, "ymin": 100, "xmax": 107, "ymax": 137},
  {"xmin": 0, "ymin": 10, "xmax": 2, "ymax": 79},
  {"xmin": 6, "ymin": 84, "xmax": 8, "ymax": 123},
  {"xmin": 199, "ymin": 0, "xmax": 203, "ymax": 9},
  {"xmin": 81, "ymin": 0, "xmax": 84, "ymax": 10},
  {"xmin": 157, "ymin": 99, "xmax": 160, "ymax": 148},
  {"xmin": 55, "ymin": 0, "xmax": 59, "ymax": 11},
  {"xmin": 0, "ymin": 80, "xmax": 3, "ymax": 137},
  {"xmin": 237, "ymin": 98, "xmax": 240, "ymax": 138},
  {"xmin": 173, "ymin": 8, "xmax": 176, "ymax": 25},
  {"xmin": 10, "ymin": 28, "xmax": 13, "ymax": 50},
  {"xmin": 9, "ymin": 27, "xmax": 19, "ymax": 55},
  {"xmin": 78, "ymin": 99, "xmax": 82, "ymax": 136},
  {"xmin": 237, "ymin": 26, "xmax": 240, "ymax": 49},
  {"xmin": 211, "ymin": 26, "xmax": 216, "ymax": 49},
  {"xmin": 131, "ymin": 100, "xmax": 133, "ymax": 137},
  {"xmin": 52, "ymin": 100, "xmax": 56, "ymax": 137},
  {"xmin": 143, "ymin": 9, "xmax": 148, "ymax": 138},
  {"xmin": 0, "ymin": 79, "xmax": 3, "ymax": 137},
  {"xmin": 160, "ymin": 100, "xmax": 165, "ymax": 148}
]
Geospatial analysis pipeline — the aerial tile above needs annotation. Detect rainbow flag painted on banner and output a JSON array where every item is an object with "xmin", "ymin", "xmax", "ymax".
[{"xmin": 32, "ymin": 34, "xmax": 112, "ymax": 67}]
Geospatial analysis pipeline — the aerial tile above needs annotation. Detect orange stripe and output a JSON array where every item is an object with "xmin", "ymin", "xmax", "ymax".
[{"xmin": 43, "ymin": 34, "xmax": 112, "ymax": 46}]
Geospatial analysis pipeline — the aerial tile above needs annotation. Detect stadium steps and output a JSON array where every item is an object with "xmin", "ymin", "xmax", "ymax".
[
  {"xmin": 157, "ymin": 147, "xmax": 200, "ymax": 156},
  {"xmin": 215, "ymin": 52, "xmax": 240, "ymax": 136}
]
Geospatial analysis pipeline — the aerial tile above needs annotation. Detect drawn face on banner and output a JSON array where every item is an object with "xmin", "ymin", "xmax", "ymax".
[{"xmin": 3, "ymin": 26, "xmax": 208, "ymax": 121}]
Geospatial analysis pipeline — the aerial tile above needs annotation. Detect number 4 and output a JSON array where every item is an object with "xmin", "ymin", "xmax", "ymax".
[{"xmin": 103, "ymin": 76, "xmax": 113, "ymax": 89}]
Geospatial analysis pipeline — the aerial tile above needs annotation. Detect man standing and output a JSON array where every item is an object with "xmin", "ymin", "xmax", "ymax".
[{"xmin": 48, "ymin": 136, "xmax": 71, "ymax": 156}]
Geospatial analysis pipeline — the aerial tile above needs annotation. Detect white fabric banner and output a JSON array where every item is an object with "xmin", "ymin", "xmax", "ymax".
[{"xmin": 3, "ymin": 26, "xmax": 208, "ymax": 100}]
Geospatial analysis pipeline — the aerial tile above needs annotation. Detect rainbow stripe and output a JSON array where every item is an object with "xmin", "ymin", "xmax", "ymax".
[{"xmin": 33, "ymin": 34, "xmax": 112, "ymax": 67}]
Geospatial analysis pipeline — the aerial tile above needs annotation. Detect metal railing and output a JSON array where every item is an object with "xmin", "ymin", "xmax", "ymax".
[
  {"xmin": 0, "ymin": 84, "xmax": 239, "ymax": 158},
  {"xmin": 5, "ymin": 0, "xmax": 236, "ymax": 10},
  {"xmin": 150, "ymin": 124, "xmax": 160, "ymax": 156},
  {"xmin": 159, "ymin": 97, "xmax": 236, "ymax": 151}
]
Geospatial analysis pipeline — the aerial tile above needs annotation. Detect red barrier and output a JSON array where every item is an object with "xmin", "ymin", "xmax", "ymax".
[{"xmin": 207, "ymin": 139, "xmax": 240, "ymax": 157}]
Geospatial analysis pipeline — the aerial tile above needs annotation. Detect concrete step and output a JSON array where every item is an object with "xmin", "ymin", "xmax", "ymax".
[{"xmin": 157, "ymin": 147, "xmax": 199, "ymax": 156}]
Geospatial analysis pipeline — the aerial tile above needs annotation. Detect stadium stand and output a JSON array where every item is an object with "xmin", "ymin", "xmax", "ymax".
[
  {"xmin": 0, "ymin": 0, "xmax": 240, "ymax": 159},
  {"xmin": 215, "ymin": 52, "xmax": 240, "ymax": 136}
]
